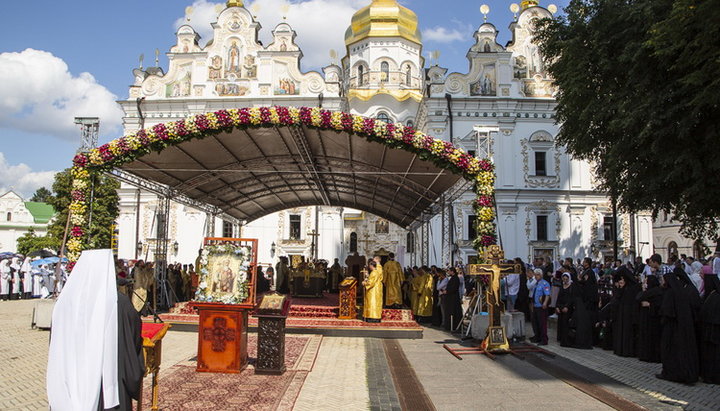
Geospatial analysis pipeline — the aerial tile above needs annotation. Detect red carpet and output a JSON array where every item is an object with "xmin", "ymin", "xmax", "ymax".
[{"xmin": 140, "ymin": 334, "xmax": 322, "ymax": 410}]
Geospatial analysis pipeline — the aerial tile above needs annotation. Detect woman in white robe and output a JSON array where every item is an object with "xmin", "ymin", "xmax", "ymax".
[
  {"xmin": 0, "ymin": 259, "xmax": 10, "ymax": 300},
  {"xmin": 21, "ymin": 257, "xmax": 32, "ymax": 299},
  {"xmin": 10, "ymin": 257, "xmax": 21, "ymax": 299}
]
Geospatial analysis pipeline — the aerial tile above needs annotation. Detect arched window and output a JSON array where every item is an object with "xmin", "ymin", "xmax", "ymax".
[
  {"xmin": 6, "ymin": 212, "xmax": 11, "ymax": 222},
  {"xmin": 357, "ymin": 65, "xmax": 364, "ymax": 86},
  {"xmin": 405, "ymin": 64, "xmax": 412, "ymax": 86},
  {"xmin": 667, "ymin": 241, "xmax": 678, "ymax": 260},
  {"xmin": 376, "ymin": 112, "xmax": 390, "ymax": 123},
  {"xmin": 380, "ymin": 61, "xmax": 389, "ymax": 82},
  {"xmin": 405, "ymin": 119, "xmax": 414, "ymax": 128},
  {"xmin": 350, "ymin": 232, "xmax": 358, "ymax": 253}
]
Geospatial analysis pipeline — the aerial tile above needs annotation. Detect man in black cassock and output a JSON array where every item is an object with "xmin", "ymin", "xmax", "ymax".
[
  {"xmin": 657, "ymin": 267, "xmax": 701, "ymax": 383},
  {"xmin": 636, "ymin": 275, "xmax": 663, "ymax": 363},
  {"xmin": 700, "ymin": 274, "xmax": 720, "ymax": 384},
  {"xmin": 572, "ymin": 257, "xmax": 597, "ymax": 349},
  {"xmin": 611, "ymin": 267, "xmax": 640, "ymax": 357},
  {"xmin": 443, "ymin": 268, "xmax": 463, "ymax": 331},
  {"xmin": 103, "ymin": 291, "xmax": 146, "ymax": 410}
]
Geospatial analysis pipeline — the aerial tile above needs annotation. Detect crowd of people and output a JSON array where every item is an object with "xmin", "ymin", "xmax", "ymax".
[
  {"xmin": 0, "ymin": 255, "xmax": 68, "ymax": 300},
  {"xmin": 501, "ymin": 252, "xmax": 720, "ymax": 385}
]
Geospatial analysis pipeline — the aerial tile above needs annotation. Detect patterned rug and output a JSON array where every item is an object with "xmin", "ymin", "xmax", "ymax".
[{"xmin": 140, "ymin": 334, "xmax": 322, "ymax": 410}]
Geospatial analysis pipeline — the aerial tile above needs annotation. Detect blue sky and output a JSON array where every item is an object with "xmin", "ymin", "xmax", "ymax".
[{"xmin": 0, "ymin": 0, "xmax": 567, "ymax": 198}]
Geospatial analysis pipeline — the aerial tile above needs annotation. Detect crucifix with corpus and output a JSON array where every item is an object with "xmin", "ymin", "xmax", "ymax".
[
  {"xmin": 357, "ymin": 232, "xmax": 374, "ymax": 256},
  {"xmin": 467, "ymin": 245, "xmax": 522, "ymax": 352}
]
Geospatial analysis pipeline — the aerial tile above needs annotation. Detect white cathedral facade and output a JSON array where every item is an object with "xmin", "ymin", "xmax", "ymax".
[{"xmin": 114, "ymin": 0, "xmax": 654, "ymax": 268}]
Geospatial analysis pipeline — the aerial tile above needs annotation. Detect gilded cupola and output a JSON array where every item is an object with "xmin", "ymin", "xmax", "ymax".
[{"xmin": 344, "ymin": 0, "xmax": 422, "ymax": 46}]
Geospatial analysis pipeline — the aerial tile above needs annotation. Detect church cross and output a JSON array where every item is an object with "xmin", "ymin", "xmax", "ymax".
[
  {"xmin": 203, "ymin": 317, "xmax": 236, "ymax": 352},
  {"xmin": 358, "ymin": 232, "xmax": 374, "ymax": 255},
  {"xmin": 307, "ymin": 229, "xmax": 320, "ymax": 259},
  {"xmin": 467, "ymin": 245, "xmax": 521, "ymax": 351}
]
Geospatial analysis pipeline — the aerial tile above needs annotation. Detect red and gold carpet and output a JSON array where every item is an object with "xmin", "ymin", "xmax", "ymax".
[{"xmin": 139, "ymin": 334, "xmax": 322, "ymax": 410}]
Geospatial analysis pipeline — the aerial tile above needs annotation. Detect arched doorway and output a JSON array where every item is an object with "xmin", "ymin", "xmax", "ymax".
[{"xmin": 68, "ymin": 107, "xmax": 496, "ymax": 267}]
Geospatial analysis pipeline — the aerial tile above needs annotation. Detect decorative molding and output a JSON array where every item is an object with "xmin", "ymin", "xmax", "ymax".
[
  {"xmin": 520, "ymin": 134, "xmax": 561, "ymax": 188},
  {"xmin": 524, "ymin": 200, "xmax": 562, "ymax": 241}
]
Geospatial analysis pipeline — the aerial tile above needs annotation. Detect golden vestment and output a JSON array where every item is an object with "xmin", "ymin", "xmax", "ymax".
[
  {"xmin": 363, "ymin": 266, "xmax": 384, "ymax": 320},
  {"xmin": 382, "ymin": 260, "xmax": 403, "ymax": 306},
  {"xmin": 414, "ymin": 273, "xmax": 434, "ymax": 317}
]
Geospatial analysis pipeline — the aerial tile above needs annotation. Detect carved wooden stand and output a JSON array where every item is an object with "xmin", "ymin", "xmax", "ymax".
[
  {"xmin": 338, "ymin": 277, "xmax": 358, "ymax": 319},
  {"xmin": 193, "ymin": 302, "xmax": 251, "ymax": 373},
  {"xmin": 254, "ymin": 293, "xmax": 290, "ymax": 375},
  {"xmin": 138, "ymin": 322, "xmax": 171, "ymax": 411}
]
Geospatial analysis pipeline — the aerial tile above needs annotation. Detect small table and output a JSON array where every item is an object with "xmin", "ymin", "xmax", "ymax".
[
  {"xmin": 338, "ymin": 277, "xmax": 357, "ymax": 319},
  {"xmin": 139, "ymin": 322, "xmax": 171, "ymax": 411}
]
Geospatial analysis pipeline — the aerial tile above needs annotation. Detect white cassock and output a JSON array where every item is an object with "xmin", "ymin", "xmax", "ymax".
[
  {"xmin": 21, "ymin": 257, "xmax": 32, "ymax": 295},
  {"xmin": 0, "ymin": 260, "xmax": 9, "ymax": 296},
  {"xmin": 10, "ymin": 257, "xmax": 21, "ymax": 294},
  {"xmin": 32, "ymin": 268, "xmax": 42, "ymax": 297},
  {"xmin": 47, "ymin": 249, "xmax": 119, "ymax": 411}
]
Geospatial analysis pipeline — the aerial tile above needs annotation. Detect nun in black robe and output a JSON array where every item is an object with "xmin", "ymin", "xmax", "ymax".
[
  {"xmin": 555, "ymin": 272, "xmax": 574, "ymax": 347},
  {"xmin": 700, "ymin": 274, "xmax": 720, "ymax": 384},
  {"xmin": 636, "ymin": 275, "xmax": 663, "ymax": 363},
  {"xmin": 611, "ymin": 267, "xmax": 641, "ymax": 357},
  {"xmin": 572, "ymin": 267, "xmax": 597, "ymax": 349},
  {"xmin": 657, "ymin": 268, "xmax": 702, "ymax": 383}
]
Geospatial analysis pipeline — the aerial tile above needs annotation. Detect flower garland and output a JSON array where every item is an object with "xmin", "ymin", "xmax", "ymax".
[
  {"xmin": 67, "ymin": 106, "xmax": 497, "ymax": 267},
  {"xmin": 194, "ymin": 244, "xmax": 252, "ymax": 304}
]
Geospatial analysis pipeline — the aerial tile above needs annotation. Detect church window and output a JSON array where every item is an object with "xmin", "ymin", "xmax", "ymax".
[
  {"xmin": 536, "ymin": 215, "xmax": 548, "ymax": 241},
  {"xmin": 468, "ymin": 215, "xmax": 477, "ymax": 240},
  {"xmin": 376, "ymin": 112, "xmax": 391, "ymax": 123},
  {"xmin": 603, "ymin": 217, "xmax": 615, "ymax": 241},
  {"xmin": 357, "ymin": 65, "xmax": 365, "ymax": 86},
  {"xmin": 222, "ymin": 221, "xmax": 233, "ymax": 238},
  {"xmin": 6, "ymin": 212, "xmax": 10, "ymax": 222},
  {"xmin": 534, "ymin": 151, "xmax": 547, "ymax": 176},
  {"xmin": 350, "ymin": 232, "xmax": 358, "ymax": 252},
  {"xmin": 406, "ymin": 119, "xmax": 414, "ymax": 128},
  {"xmin": 405, "ymin": 64, "xmax": 412, "ymax": 85},
  {"xmin": 381, "ymin": 61, "xmax": 389, "ymax": 82},
  {"xmin": 289, "ymin": 215, "xmax": 301, "ymax": 240}
]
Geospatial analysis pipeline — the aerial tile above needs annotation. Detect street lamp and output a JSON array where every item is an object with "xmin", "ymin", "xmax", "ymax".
[
  {"xmin": 137, "ymin": 241, "xmax": 143, "ymax": 254},
  {"xmin": 173, "ymin": 241, "xmax": 179, "ymax": 254}
]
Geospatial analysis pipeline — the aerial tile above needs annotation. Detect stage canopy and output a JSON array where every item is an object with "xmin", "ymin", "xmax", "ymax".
[{"xmin": 116, "ymin": 124, "xmax": 464, "ymax": 228}]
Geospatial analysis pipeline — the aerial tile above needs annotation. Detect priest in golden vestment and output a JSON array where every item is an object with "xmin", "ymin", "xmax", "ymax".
[
  {"xmin": 382, "ymin": 252, "xmax": 403, "ymax": 308},
  {"xmin": 413, "ymin": 267, "xmax": 434, "ymax": 322},
  {"xmin": 363, "ymin": 258, "xmax": 384, "ymax": 322}
]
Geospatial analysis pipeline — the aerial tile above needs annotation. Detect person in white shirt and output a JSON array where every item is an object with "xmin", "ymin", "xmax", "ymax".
[{"xmin": 505, "ymin": 273, "xmax": 520, "ymax": 311}]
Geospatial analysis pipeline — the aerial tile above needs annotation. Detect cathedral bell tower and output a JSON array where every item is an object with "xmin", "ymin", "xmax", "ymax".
[{"xmin": 342, "ymin": 0, "xmax": 424, "ymax": 126}]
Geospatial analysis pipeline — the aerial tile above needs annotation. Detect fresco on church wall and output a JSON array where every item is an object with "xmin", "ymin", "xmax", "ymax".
[
  {"xmin": 243, "ymin": 55, "xmax": 257, "ymax": 78},
  {"xmin": 273, "ymin": 63, "xmax": 299, "ymax": 95},
  {"xmin": 215, "ymin": 82, "xmax": 249, "ymax": 96},
  {"xmin": 225, "ymin": 40, "xmax": 243, "ymax": 76},
  {"xmin": 513, "ymin": 56, "xmax": 527, "ymax": 79},
  {"xmin": 166, "ymin": 65, "xmax": 191, "ymax": 98},
  {"xmin": 470, "ymin": 64, "xmax": 496, "ymax": 96},
  {"xmin": 208, "ymin": 55, "xmax": 223, "ymax": 80}
]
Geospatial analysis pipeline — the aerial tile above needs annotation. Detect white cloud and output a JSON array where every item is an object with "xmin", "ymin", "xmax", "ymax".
[
  {"xmin": 422, "ymin": 26, "xmax": 466, "ymax": 43},
  {"xmin": 176, "ymin": 0, "xmax": 366, "ymax": 70},
  {"xmin": 0, "ymin": 153, "xmax": 56, "ymax": 199},
  {"xmin": 0, "ymin": 49, "xmax": 123, "ymax": 141}
]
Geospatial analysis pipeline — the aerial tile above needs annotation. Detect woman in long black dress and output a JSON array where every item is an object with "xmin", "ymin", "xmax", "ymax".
[
  {"xmin": 700, "ymin": 274, "xmax": 720, "ymax": 384},
  {"xmin": 658, "ymin": 267, "xmax": 702, "ymax": 383},
  {"xmin": 514, "ymin": 258, "xmax": 531, "ymax": 321},
  {"xmin": 555, "ymin": 272, "xmax": 574, "ymax": 347},
  {"xmin": 572, "ymin": 258, "xmax": 596, "ymax": 349},
  {"xmin": 612, "ymin": 267, "xmax": 641, "ymax": 357},
  {"xmin": 636, "ymin": 275, "xmax": 663, "ymax": 363}
]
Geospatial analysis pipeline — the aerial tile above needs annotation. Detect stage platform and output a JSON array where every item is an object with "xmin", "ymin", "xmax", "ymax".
[{"xmin": 147, "ymin": 293, "xmax": 423, "ymax": 339}]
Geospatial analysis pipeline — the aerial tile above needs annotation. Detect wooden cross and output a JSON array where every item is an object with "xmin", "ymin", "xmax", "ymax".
[
  {"xmin": 307, "ymin": 229, "xmax": 320, "ymax": 259},
  {"xmin": 203, "ymin": 317, "xmax": 236, "ymax": 352},
  {"xmin": 467, "ymin": 245, "xmax": 521, "ymax": 352},
  {"xmin": 358, "ymin": 232, "xmax": 374, "ymax": 255}
]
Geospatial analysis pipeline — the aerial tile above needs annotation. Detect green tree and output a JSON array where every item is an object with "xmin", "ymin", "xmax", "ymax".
[
  {"xmin": 29, "ymin": 187, "xmax": 52, "ymax": 203},
  {"xmin": 534, "ymin": 0, "xmax": 720, "ymax": 241},
  {"xmin": 16, "ymin": 228, "xmax": 60, "ymax": 256},
  {"xmin": 47, "ymin": 169, "xmax": 120, "ymax": 249}
]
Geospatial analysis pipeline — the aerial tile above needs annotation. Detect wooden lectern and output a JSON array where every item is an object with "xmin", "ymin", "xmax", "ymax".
[
  {"xmin": 338, "ymin": 277, "xmax": 358, "ymax": 319},
  {"xmin": 139, "ymin": 322, "xmax": 171, "ymax": 411}
]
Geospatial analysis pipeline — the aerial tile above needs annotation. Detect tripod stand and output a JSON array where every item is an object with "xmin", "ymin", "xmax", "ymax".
[
  {"xmin": 156, "ymin": 263, "xmax": 179, "ymax": 311},
  {"xmin": 454, "ymin": 290, "xmax": 484, "ymax": 338}
]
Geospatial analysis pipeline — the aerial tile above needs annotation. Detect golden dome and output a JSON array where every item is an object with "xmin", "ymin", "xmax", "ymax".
[{"xmin": 344, "ymin": 0, "xmax": 421, "ymax": 46}]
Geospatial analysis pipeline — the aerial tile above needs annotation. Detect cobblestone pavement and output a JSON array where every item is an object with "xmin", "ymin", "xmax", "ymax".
[
  {"xmin": 365, "ymin": 339, "xmax": 401, "ymax": 411},
  {"xmin": 399, "ymin": 326, "xmax": 612, "ymax": 411},
  {"xmin": 294, "ymin": 336, "xmax": 370, "ymax": 410},
  {"xmin": 534, "ymin": 319, "xmax": 720, "ymax": 411}
]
